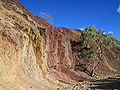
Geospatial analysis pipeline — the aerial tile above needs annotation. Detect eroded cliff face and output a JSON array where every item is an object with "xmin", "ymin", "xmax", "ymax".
[
  {"xmin": 0, "ymin": 0, "xmax": 120, "ymax": 90},
  {"xmin": 0, "ymin": 0, "xmax": 52, "ymax": 89}
]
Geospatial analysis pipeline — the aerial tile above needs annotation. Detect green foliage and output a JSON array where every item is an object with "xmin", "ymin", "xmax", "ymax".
[
  {"xmin": 81, "ymin": 25, "xmax": 116, "ymax": 48},
  {"xmin": 98, "ymin": 28, "xmax": 104, "ymax": 34},
  {"xmin": 89, "ymin": 49, "xmax": 100, "ymax": 62},
  {"xmin": 106, "ymin": 32, "xmax": 116, "ymax": 41},
  {"xmin": 39, "ymin": 12, "xmax": 53, "ymax": 24},
  {"xmin": 80, "ymin": 48, "xmax": 100, "ymax": 62},
  {"xmin": 82, "ymin": 26, "xmax": 97, "ymax": 46},
  {"xmin": 81, "ymin": 25, "xmax": 116, "ymax": 62}
]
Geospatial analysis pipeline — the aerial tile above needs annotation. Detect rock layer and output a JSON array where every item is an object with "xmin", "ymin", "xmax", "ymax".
[{"xmin": 0, "ymin": 0, "xmax": 120, "ymax": 90}]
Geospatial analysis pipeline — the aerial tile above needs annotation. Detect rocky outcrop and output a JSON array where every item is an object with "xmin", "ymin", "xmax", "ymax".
[{"xmin": 0, "ymin": 0, "xmax": 120, "ymax": 90}]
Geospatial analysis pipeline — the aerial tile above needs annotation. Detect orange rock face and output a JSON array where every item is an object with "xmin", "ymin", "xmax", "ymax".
[
  {"xmin": 0, "ymin": 0, "xmax": 120, "ymax": 90},
  {"xmin": 46, "ymin": 27, "xmax": 95, "ymax": 83}
]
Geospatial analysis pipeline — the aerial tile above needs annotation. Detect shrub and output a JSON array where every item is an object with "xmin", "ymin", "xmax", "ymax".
[
  {"xmin": 39, "ymin": 12, "xmax": 53, "ymax": 24},
  {"xmin": 81, "ymin": 26, "xmax": 116, "ymax": 48},
  {"xmin": 81, "ymin": 25, "xmax": 116, "ymax": 62},
  {"xmin": 78, "ymin": 26, "xmax": 116, "ymax": 76},
  {"xmin": 89, "ymin": 49, "xmax": 100, "ymax": 62}
]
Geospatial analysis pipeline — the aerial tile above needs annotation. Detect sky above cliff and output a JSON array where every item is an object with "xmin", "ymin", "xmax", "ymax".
[{"xmin": 19, "ymin": 0, "xmax": 120, "ymax": 40}]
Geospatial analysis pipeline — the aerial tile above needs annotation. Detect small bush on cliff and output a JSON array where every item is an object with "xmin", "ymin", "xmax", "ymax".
[
  {"xmin": 39, "ymin": 12, "xmax": 53, "ymax": 24},
  {"xmin": 89, "ymin": 49, "xmax": 100, "ymax": 62},
  {"xmin": 80, "ymin": 26, "xmax": 116, "ymax": 76},
  {"xmin": 81, "ymin": 26, "xmax": 116, "ymax": 48}
]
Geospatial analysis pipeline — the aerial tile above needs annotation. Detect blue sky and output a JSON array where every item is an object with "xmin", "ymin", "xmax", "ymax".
[{"xmin": 19, "ymin": 0, "xmax": 120, "ymax": 40}]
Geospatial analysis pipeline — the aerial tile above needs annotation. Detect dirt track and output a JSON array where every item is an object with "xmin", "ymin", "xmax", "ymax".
[{"xmin": 68, "ymin": 74, "xmax": 120, "ymax": 90}]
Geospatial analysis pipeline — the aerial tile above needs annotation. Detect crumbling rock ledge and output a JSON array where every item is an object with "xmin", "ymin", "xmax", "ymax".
[{"xmin": 0, "ymin": 0, "xmax": 120, "ymax": 90}]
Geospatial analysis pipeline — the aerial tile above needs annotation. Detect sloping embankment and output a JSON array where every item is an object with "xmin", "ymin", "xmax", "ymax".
[{"xmin": 0, "ymin": 0, "xmax": 120, "ymax": 90}]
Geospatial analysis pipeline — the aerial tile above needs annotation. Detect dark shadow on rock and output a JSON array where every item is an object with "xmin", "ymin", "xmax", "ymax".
[{"xmin": 89, "ymin": 75, "xmax": 120, "ymax": 89}]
